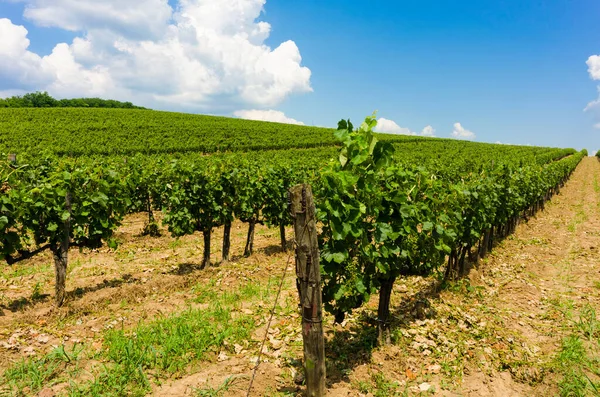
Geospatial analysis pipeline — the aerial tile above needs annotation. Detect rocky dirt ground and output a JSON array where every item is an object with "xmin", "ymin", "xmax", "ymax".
[{"xmin": 0, "ymin": 158, "xmax": 599, "ymax": 396}]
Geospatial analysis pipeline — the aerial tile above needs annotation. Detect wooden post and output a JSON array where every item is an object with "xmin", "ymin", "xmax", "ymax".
[{"xmin": 289, "ymin": 184, "xmax": 326, "ymax": 397}]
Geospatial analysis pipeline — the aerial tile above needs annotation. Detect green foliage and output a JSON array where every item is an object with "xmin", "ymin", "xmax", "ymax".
[
  {"xmin": 0, "ymin": 180, "xmax": 23, "ymax": 259},
  {"xmin": 261, "ymin": 165, "xmax": 298, "ymax": 229},
  {"xmin": 0, "ymin": 91, "xmax": 142, "ymax": 109},
  {"xmin": 0, "ymin": 108, "xmax": 346, "ymax": 156},
  {"xmin": 163, "ymin": 162, "xmax": 223, "ymax": 237},
  {"xmin": 318, "ymin": 113, "xmax": 392, "ymax": 320},
  {"xmin": 317, "ymin": 112, "xmax": 585, "ymax": 324},
  {"xmin": 17, "ymin": 158, "xmax": 129, "ymax": 250}
]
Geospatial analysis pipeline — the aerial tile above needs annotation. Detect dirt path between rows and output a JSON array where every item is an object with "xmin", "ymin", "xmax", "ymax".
[{"xmin": 460, "ymin": 156, "xmax": 600, "ymax": 396}]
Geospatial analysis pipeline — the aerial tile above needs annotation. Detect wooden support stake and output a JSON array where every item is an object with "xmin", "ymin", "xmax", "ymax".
[{"xmin": 289, "ymin": 184, "xmax": 326, "ymax": 397}]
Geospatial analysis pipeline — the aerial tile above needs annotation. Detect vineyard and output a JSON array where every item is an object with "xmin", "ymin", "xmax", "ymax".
[{"xmin": 0, "ymin": 108, "xmax": 597, "ymax": 396}]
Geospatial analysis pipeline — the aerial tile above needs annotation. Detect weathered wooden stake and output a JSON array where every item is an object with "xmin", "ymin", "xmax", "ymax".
[{"xmin": 289, "ymin": 184, "xmax": 326, "ymax": 397}]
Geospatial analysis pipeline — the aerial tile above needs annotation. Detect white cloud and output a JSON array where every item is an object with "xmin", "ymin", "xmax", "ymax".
[
  {"xmin": 585, "ymin": 56, "xmax": 600, "ymax": 121},
  {"xmin": 375, "ymin": 118, "xmax": 413, "ymax": 135},
  {"xmin": 584, "ymin": 86, "xmax": 600, "ymax": 112},
  {"xmin": 23, "ymin": 0, "xmax": 173, "ymax": 40},
  {"xmin": 233, "ymin": 109, "xmax": 304, "ymax": 125},
  {"xmin": 0, "ymin": 18, "xmax": 53, "ymax": 90},
  {"xmin": 587, "ymin": 55, "xmax": 600, "ymax": 80},
  {"xmin": 375, "ymin": 118, "xmax": 435, "ymax": 136},
  {"xmin": 420, "ymin": 125, "xmax": 435, "ymax": 137},
  {"xmin": 594, "ymin": 123, "xmax": 600, "ymax": 129},
  {"xmin": 0, "ymin": 0, "xmax": 312, "ymax": 111},
  {"xmin": 451, "ymin": 122, "xmax": 476, "ymax": 140}
]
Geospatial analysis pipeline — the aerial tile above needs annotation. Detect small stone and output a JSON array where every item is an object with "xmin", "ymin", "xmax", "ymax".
[
  {"xmin": 269, "ymin": 337, "xmax": 283, "ymax": 350},
  {"xmin": 38, "ymin": 388, "xmax": 55, "ymax": 397},
  {"xmin": 217, "ymin": 352, "xmax": 229, "ymax": 362},
  {"xmin": 23, "ymin": 346, "xmax": 36, "ymax": 356},
  {"xmin": 427, "ymin": 364, "xmax": 442, "ymax": 374},
  {"xmin": 419, "ymin": 382, "xmax": 431, "ymax": 392},
  {"xmin": 37, "ymin": 335, "xmax": 50, "ymax": 344}
]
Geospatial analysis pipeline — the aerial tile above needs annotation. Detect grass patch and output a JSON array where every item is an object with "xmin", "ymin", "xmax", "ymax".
[
  {"xmin": 354, "ymin": 371, "xmax": 411, "ymax": 397},
  {"xmin": 0, "ymin": 344, "xmax": 84, "ymax": 395},
  {"xmin": 1, "ymin": 276, "xmax": 275, "ymax": 396},
  {"xmin": 194, "ymin": 376, "xmax": 245, "ymax": 396},
  {"xmin": 0, "ymin": 262, "xmax": 52, "ymax": 280},
  {"xmin": 550, "ymin": 302, "xmax": 600, "ymax": 397}
]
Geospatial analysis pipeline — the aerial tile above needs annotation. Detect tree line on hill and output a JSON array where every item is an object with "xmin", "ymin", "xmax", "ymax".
[{"xmin": 0, "ymin": 91, "xmax": 144, "ymax": 109}]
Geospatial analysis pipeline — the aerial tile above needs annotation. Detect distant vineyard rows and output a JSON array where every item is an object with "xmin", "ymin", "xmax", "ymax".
[{"xmin": 0, "ymin": 108, "xmax": 572, "ymax": 158}]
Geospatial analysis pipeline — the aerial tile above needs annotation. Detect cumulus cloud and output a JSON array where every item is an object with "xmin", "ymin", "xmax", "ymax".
[
  {"xmin": 420, "ymin": 125, "xmax": 435, "ymax": 137},
  {"xmin": 233, "ymin": 109, "xmax": 304, "ymax": 125},
  {"xmin": 375, "ymin": 118, "xmax": 412, "ymax": 135},
  {"xmin": 585, "ymin": 55, "xmax": 600, "ymax": 121},
  {"xmin": 0, "ymin": 0, "xmax": 312, "ymax": 111},
  {"xmin": 23, "ymin": 0, "xmax": 173, "ymax": 40},
  {"xmin": 584, "ymin": 86, "xmax": 600, "ymax": 112},
  {"xmin": 375, "ymin": 118, "xmax": 435, "ymax": 136},
  {"xmin": 451, "ymin": 122, "xmax": 476, "ymax": 140},
  {"xmin": 587, "ymin": 55, "xmax": 600, "ymax": 80},
  {"xmin": 0, "ymin": 19, "xmax": 53, "ymax": 90}
]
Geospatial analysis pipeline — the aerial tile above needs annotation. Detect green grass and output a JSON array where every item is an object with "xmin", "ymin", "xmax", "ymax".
[
  {"xmin": 549, "ymin": 302, "xmax": 600, "ymax": 397},
  {"xmin": 0, "ymin": 262, "xmax": 52, "ymax": 280},
  {"xmin": 556, "ymin": 335, "xmax": 600, "ymax": 397},
  {"xmin": 0, "ymin": 276, "xmax": 276, "ymax": 396},
  {"xmin": 194, "ymin": 376, "xmax": 245, "ymax": 397},
  {"xmin": 0, "ymin": 344, "xmax": 84, "ymax": 395},
  {"xmin": 567, "ymin": 204, "xmax": 588, "ymax": 233},
  {"xmin": 67, "ymin": 304, "xmax": 255, "ymax": 396},
  {"xmin": 354, "ymin": 372, "xmax": 411, "ymax": 397}
]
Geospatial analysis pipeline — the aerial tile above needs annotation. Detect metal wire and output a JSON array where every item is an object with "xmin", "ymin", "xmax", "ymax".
[{"xmin": 245, "ymin": 216, "xmax": 313, "ymax": 397}]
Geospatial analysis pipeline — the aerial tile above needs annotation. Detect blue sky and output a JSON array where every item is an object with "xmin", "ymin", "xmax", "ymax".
[{"xmin": 1, "ymin": 0, "xmax": 600, "ymax": 150}]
